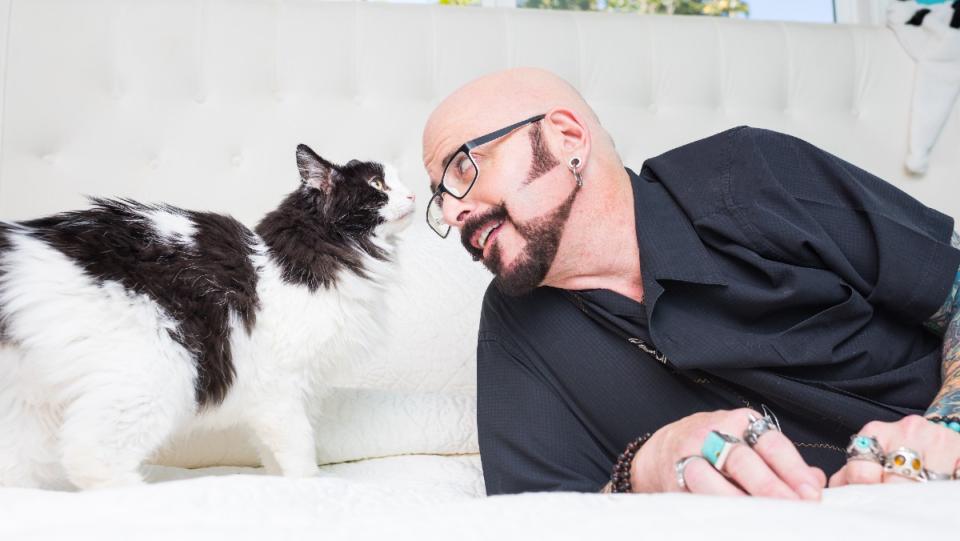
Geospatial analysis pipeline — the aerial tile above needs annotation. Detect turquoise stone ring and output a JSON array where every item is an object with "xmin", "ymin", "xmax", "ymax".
[
  {"xmin": 701, "ymin": 430, "xmax": 741, "ymax": 471},
  {"xmin": 845, "ymin": 434, "xmax": 884, "ymax": 464}
]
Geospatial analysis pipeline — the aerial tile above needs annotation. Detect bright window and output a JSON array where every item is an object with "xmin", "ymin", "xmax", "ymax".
[
  {"xmin": 746, "ymin": 0, "xmax": 835, "ymax": 23},
  {"xmin": 383, "ymin": 0, "xmax": 838, "ymax": 23}
]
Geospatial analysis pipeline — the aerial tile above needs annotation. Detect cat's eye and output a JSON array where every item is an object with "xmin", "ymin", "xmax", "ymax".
[{"xmin": 369, "ymin": 178, "xmax": 385, "ymax": 191}]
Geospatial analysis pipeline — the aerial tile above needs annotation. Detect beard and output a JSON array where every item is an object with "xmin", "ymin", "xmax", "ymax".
[
  {"xmin": 488, "ymin": 188, "xmax": 578, "ymax": 296},
  {"xmin": 459, "ymin": 121, "xmax": 577, "ymax": 296},
  {"xmin": 460, "ymin": 185, "xmax": 579, "ymax": 297}
]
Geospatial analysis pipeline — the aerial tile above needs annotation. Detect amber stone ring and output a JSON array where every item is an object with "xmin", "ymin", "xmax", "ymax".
[{"xmin": 883, "ymin": 447, "xmax": 927, "ymax": 482}]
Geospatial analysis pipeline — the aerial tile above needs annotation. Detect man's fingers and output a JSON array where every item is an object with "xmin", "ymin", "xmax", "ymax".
[
  {"xmin": 828, "ymin": 467, "xmax": 848, "ymax": 488},
  {"xmin": 842, "ymin": 422, "xmax": 891, "ymax": 486},
  {"xmin": 843, "ymin": 459, "xmax": 884, "ymax": 485},
  {"xmin": 811, "ymin": 467, "xmax": 827, "ymax": 488},
  {"xmin": 915, "ymin": 423, "xmax": 960, "ymax": 475},
  {"xmin": 682, "ymin": 457, "xmax": 747, "ymax": 497},
  {"xmin": 751, "ymin": 431, "xmax": 824, "ymax": 499},
  {"xmin": 882, "ymin": 471, "xmax": 913, "ymax": 483},
  {"xmin": 722, "ymin": 443, "xmax": 800, "ymax": 500},
  {"xmin": 848, "ymin": 418, "xmax": 960, "ymax": 485}
]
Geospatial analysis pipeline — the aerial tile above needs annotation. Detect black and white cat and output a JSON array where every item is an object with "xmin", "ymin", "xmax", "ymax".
[{"xmin": 0, "ymin": 145, "xmax": 414, "ymax": 490}]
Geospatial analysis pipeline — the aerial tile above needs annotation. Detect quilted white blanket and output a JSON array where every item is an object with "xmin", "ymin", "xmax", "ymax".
[{"xmin": 2, "ymin": 454, "xmax": 957, "ymax": 540}]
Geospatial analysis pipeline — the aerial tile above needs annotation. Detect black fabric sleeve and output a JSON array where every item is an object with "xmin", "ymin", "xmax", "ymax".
[
  {"xmin": 476, "ymin": 331, "xmax": 611, "ymax": 495},
  {"xmin": 727, "ymin": 127, "xmax": 960, "ymax": 325}
]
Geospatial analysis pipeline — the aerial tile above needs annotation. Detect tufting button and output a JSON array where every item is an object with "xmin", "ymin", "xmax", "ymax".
[{"xmin": 231, "ymin": 155, "xmax": 243, "ymax": 167}]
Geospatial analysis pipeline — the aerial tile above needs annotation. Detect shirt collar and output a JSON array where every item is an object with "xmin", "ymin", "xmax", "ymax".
[{"xmin": 628, "ymin": 167, "xmax": 727, "ymax": 309}]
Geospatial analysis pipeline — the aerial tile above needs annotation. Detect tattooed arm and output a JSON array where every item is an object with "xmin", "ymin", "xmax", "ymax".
[
  {"xmin": 923, "ymin": 230, "xmax": 960, "ymax": 418},
  {"xmin": 828, "ymin": 231, "xmax": 960, "ymax": 488}
]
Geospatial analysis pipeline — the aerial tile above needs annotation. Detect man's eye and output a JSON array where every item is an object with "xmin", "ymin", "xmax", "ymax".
[
  {"xmin": 454, "ymin": 155, "xmax": 474, "ymax": 176},
  {"xmin": 457, "ymin": 158, "xmax": 469, "ymax": 173}
]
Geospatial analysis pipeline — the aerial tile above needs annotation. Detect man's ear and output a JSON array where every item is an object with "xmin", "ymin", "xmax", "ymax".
[
  {"xmin": 296, "ymin": 144, "xmax": 337, "ymax": 194},
  {"xmin": 544, "ymin": 108, "xmax": 591, "ymax": 164}
]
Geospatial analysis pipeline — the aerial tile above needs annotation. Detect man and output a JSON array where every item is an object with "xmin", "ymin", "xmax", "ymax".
[{"xmin": 421, "ymin": 68, "xmax": 960, "ymax": 499}]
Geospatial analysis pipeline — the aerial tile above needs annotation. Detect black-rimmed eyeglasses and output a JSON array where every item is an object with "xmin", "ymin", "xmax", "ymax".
[{"xmin": 426, "ymin": 114, "xmax": 546, "ymax": 238}]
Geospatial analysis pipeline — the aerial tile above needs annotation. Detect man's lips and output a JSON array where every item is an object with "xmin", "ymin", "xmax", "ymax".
[
  {"xmin": 472, "ymin": 220, "xmax": 503, "ymax": 251},
  {"xmin": 481, "ymin": 222, "xmax": 503, "ymax": 260},
  {"xmin": 460, "ymin": 205, "xmax": 509, "ymax": 261}
]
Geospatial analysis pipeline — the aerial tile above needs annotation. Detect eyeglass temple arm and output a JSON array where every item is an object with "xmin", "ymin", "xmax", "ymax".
[{"xmin": 465, "ymin": 114, "xmax": 546, "ymax": 150}]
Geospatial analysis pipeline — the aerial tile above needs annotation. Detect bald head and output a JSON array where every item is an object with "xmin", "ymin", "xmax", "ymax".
[
  {"xmin": 419, "ymin": 67, "xmax": 639, "ymax": 298},
  {"xmin": 422, "ymin": 68, "xmax": 610, "ymax": 183}
]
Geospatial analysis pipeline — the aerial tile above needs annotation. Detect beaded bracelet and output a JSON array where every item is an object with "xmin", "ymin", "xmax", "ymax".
[
  {"xmin": 610, "ymin": 433, "xmax": 653, "ymax": 493},
  {"xmin": 928, "ymin": 416, "xmax": 960, "ymax": 433}
]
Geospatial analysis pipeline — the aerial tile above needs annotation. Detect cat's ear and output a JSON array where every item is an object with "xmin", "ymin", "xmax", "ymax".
[{"xmin": 296, "ymin": 144, "xmax": 337, "ymax": 194}]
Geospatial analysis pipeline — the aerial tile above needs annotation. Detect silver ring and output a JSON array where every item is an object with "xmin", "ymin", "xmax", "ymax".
[
  {"xmin": 883, "ymin": 447, "xmax": 926, "ymax": 482},
  {"xmin": 744, "ymin": 405, "xmax": 781, "ymax": 447},
  {"xmin": 845, "ymin": 435, "xmax": 885, "ymax": 465},
  {"xmin": 675, "ymin": 455, "xmax": 706, "ymax": 491},
  {"xmin": 924, "ymin": 469, "xmax": 953, "ymax": 482}
]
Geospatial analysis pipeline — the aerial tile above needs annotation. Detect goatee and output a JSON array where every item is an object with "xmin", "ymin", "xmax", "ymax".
[{"xmin": 487, "ymin": 186, "xmax": 579, "ymax": 297}]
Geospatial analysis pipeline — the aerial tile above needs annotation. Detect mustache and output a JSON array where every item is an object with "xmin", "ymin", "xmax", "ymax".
[{"xmin": 460, "ymin": 203, "xmax": 510, "ymax": 261}]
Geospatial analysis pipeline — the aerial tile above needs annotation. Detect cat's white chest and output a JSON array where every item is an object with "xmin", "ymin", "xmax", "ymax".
[{"xmin": 237, "ymin": 249, "xmax": 385, "ymax": 374}]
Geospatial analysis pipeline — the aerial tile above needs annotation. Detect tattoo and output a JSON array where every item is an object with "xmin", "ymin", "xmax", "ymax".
[
  {"xmin": 926, "ymin": 314, "xmax": 960, "ymax": 417},
  {"xmin": 923, "ymin": 230, "xmax": 960, "ymax": 336},
  {"xmin": 926, "ymin": 371, "xmax": 960, "ymax": 418},
  {"xmin": 925, "ymin": 230, "xmax": 960, "ymax": 417}
]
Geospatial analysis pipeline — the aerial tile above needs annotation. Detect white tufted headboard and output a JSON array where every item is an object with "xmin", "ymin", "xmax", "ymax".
[{"xmin": 0, "ymin": 0, "xmax": 957, "ymax": 466}]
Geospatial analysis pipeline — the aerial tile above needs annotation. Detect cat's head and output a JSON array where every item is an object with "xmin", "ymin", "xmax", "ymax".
[{"xmin": 294, "ymin": 144, "xmax": 415, "ymax": 239}]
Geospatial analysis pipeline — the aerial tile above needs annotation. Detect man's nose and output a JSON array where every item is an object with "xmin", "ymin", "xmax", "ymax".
[{"xmin": 441, "ymin": 193, "xmax": 474, "ymax": 228}]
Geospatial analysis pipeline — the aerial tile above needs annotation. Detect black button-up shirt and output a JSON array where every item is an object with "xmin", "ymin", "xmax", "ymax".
[{"xmin": 476, "ymin": 126, "xmax": 960, "ymax": 495}]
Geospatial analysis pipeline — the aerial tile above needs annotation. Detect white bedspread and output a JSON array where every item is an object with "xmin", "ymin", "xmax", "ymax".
[{"xmin": 2, "ymin": 454, "xmax": 957, "ymax": 540}]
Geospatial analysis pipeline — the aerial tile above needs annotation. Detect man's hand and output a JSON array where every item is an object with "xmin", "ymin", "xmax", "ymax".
[
  {"xmin": 630, "ymin": 409, "xmax": 826, "ymax": 500},
  {"xmin": 829, "ymin": 415, "xmax": 960, "ymax": 486}
]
